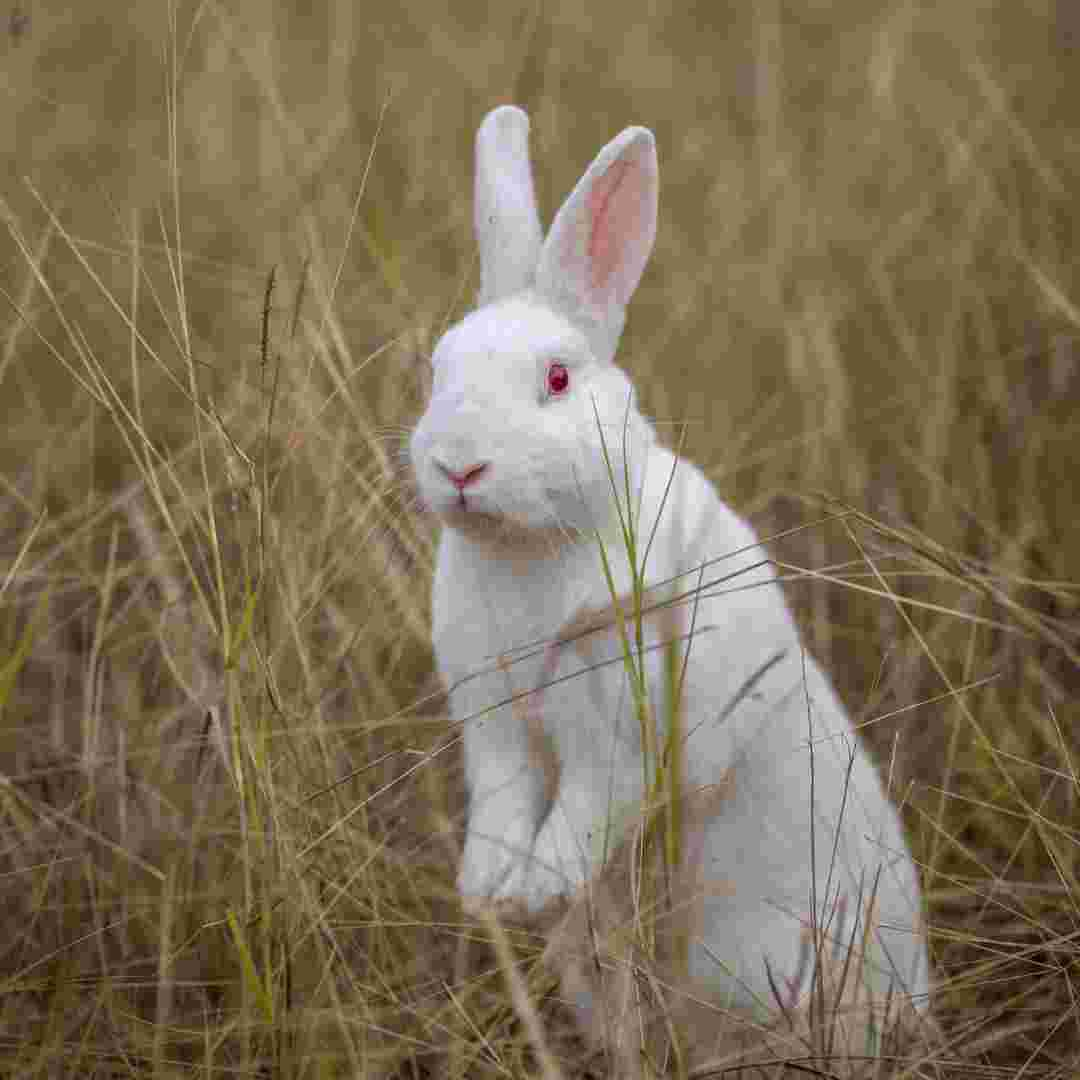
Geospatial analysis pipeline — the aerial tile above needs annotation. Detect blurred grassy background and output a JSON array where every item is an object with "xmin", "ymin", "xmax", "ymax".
[{"xmin": 0, "ymin": 0, "xmax": 1078, "ymax": 1074}]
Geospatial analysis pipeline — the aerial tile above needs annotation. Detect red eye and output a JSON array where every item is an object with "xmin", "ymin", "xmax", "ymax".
[{"xmin": 546, "ymin": 361, "xmax": 570, "ymax": 396}]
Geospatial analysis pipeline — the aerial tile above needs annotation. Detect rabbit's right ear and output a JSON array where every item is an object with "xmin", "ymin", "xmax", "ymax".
[
  {"xmin": 535, "ymin": 126, "xmax": 657, "ymax": 362},
  {"xmin": 474, "ymin": 106, "xmax": 544, "ymax": 307}
]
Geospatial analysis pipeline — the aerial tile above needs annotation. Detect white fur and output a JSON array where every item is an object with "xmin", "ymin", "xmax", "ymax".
[{"xmin": 409, "ymin": 105, "xmax": 929, "ymax": 1013}]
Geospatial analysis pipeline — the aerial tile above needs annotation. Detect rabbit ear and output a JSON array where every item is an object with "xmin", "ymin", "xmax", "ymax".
[
  {"xmin": 536, "ymin": 127, "xmax": 657, "ymax": 361},
  {"xmin": 474, "ymin": 106, "xmax": 544, "ymax": 306}
]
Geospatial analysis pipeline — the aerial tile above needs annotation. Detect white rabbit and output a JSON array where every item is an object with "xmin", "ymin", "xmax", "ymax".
[{"xmin": 409, "ymin": 105, "xmax": 929, "ymax": 1016}]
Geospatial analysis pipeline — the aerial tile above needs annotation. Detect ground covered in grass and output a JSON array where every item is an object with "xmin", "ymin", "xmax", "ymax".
[{"xmin": 0, "ymin": 1, "xmax": 1077, "ymax": 1075}]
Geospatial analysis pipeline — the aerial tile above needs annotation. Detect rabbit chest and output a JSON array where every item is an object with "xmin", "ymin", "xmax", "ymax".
[{"xmin": 432, "ymin": 528, "xmax": 677, "ymax": 754}]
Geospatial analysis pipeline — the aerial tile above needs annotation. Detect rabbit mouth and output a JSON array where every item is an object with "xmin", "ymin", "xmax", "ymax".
[
  {"xmin": 437, "ymin": 498, "xmax": 578, "ymax": 550},
  {"xmin": 436, "ymin": 495, "xmax": 507, "ymax": 533}
]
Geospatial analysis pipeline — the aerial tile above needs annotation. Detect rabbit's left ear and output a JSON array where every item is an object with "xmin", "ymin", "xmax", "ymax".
[
  {"xmin": 475, "ymin": 106, "xmax": 544, "ymax": 306},
  {"xmin": 536, "ymin": 127, "xmax": 657, "ymax": 359}
]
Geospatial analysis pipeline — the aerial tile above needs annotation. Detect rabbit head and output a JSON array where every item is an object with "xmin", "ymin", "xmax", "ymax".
[{"xmin": 410, "ymin": 106, "xmax": 659, "ymax": 545}]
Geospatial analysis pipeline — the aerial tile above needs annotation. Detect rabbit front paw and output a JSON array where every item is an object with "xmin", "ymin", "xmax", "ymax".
[
  {"xmin": 525, "ymin": 809, "xmax": 590, "ymax": 905},
  {"xmin": 458, "ymin": 821, "xmax": 582, "ymax": 913},
  {"xmin": 459, "ymin": 843, "xmax": 571, "ymax": 913},
  {"xmin": 457, "ymin": 816, "xmax": 538, "ymax": 909}
]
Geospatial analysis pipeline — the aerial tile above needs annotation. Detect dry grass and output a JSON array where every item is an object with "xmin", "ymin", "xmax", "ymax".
[{"xmin": 0, "ymin": 0, "xmax": 1077, "ymax": 1075}]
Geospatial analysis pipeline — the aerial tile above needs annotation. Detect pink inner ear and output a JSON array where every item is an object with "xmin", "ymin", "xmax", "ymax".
[{"xmin": 585, "ymin": 156, "xmax": 646, "ymax": 306}]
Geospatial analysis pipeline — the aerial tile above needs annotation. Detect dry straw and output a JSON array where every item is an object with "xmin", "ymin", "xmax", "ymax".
[{"xmin": 0, "ymin": 0, "xmax": 1076, "ymax": 1075}]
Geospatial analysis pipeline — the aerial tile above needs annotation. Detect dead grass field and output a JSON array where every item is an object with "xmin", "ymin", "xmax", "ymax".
[{"xmin": 0, "ymin": 0, "xmax": 1078, "ymax": 1075}]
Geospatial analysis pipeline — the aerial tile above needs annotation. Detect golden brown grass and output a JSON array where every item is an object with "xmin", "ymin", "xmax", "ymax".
[{"xmin": 0, "ymin": 0, "xmax": 1077, "ymax": 1075}]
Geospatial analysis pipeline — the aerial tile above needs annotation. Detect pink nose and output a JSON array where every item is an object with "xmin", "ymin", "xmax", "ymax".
[{"xmin": 439, "ymin": 462, "xmax": 489, "ymax": 491}]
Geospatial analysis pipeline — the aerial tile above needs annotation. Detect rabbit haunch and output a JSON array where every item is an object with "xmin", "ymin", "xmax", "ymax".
[{"xmin": 409, "ymin": 105, "xmax": 929, "ymax": 1015}]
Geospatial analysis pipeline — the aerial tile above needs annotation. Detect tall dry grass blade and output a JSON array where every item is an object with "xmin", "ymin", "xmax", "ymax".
[{"xmin": 480, "ymin": 904, "xmax": 566, "ymax": 1080}]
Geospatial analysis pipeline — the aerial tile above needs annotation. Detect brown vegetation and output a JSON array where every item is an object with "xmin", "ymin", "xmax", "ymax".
[{"xmin": 0, "ymin": 1, "xmax": 1077, "ymax": 1075}]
